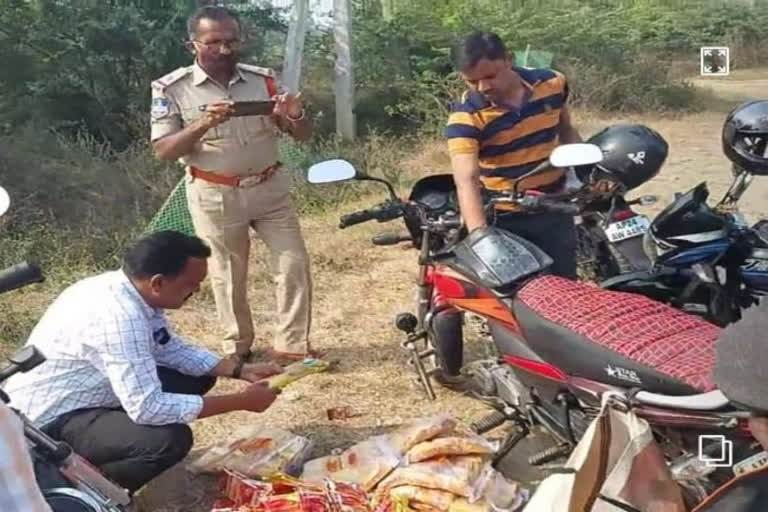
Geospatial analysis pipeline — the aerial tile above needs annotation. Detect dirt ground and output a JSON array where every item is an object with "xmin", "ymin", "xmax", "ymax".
[{"xmin": 137, "ymin": 71, "xmax": 768, "ymax": 511}]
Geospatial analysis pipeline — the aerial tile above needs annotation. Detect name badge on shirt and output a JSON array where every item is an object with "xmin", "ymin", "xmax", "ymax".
[
  {"xmin": 151, "ymin": 98, "xmax": 170, "ymax": 120},
  {"xmin": 153, "ymin": 328, "xmax": 170, "ymax": 345}
]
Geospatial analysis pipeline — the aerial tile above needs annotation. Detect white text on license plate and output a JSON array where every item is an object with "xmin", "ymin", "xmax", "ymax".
[{"xmin": 604, "ymin": 215, "xmax": 650, "ymax": 243}]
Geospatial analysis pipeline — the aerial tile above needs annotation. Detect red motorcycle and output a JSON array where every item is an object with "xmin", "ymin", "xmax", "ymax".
[{"xmin": 307, "ymin": 146, "xmax": 768, "ymax": 507}]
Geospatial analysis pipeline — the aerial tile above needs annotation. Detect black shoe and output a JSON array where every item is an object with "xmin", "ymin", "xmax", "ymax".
[{"xmin": 433, "ymin": 371, "xmax": 477, "ymax": 393}]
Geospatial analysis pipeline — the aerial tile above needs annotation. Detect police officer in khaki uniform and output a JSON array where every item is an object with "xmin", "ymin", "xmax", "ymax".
[{"xmin": 150, "ymin": 5, "xmax": 319, "ymax": 366}]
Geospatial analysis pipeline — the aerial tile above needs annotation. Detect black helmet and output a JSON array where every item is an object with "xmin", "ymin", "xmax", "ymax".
[
  {"xmin": 722, "ymin": 100, "xmax": 768, "ymax": 175},
  {"xmin": 576, "ymin": 124, "xmax": 669, "ymax": 193}
]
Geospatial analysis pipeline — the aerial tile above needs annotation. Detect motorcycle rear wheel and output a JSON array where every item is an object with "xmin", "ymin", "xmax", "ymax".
[{"xmin": 43, "ymin": 488, "xmax": 104, "ymax": 512}]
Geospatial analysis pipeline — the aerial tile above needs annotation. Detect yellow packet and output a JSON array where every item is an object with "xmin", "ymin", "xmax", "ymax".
[{"xmin": 267, "ymin": 358, "xmax": 330, "ymax": 390}]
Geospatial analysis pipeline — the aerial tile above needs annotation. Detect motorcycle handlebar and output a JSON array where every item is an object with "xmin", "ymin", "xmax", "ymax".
[
  {"xmin": 339, "ymin": 209, "xmax": 377, "ymax": 229},
  {"xmin": 498, "ymin": 195, "xmax": 581, "ymax": 215},
  {"xmin": 339, "ymin": 201, "xmax": 403, "ymax": 229},
  {"xmin": 0, "ymin": 262, "xmax": 44, "ymax": 294},
  {"xmin": 533, "ymin": 199, "xmax": 582, "ymax": 215}
]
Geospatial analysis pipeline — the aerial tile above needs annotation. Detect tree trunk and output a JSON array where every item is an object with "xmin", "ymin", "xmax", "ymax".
[
  {"xmin": 334, "ymin": 0, "xmax": 356, "ymax": 141},
  {"xmin": 381, "ymin": 0, "xmax": 394, "ymax": 20},
  {"xmin": 282, "ymin": 0, "xmax": 309, "ymax": 93}
]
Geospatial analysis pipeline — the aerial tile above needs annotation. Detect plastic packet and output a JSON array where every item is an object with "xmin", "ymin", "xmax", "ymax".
[
  {"xmin": 372, "ymin": 493, "xmax": 417, "ymax": 512},
  {"xmin": 188, "ymin": 424, "xmax": 312, "ymax": 478},
  {"xmin": 263, "ymin": 492, "xmax": 303, "ymax": 512},
  {"xmin": 227, "ymin": 434, "xmax": 314, "ymax": 478},
  {"xmin": 376, "ymin": 455, "xmax": 486, "ymax": 498},
  {"xmin": 266, "ymin": 358, "xmax": 331, "ymax": 390},
  {"xmin": 302, "ymin": 434, "xmax": 403, "ymax": 491},
  {"xmin": 210, "ymin": 498, "xmax": 238, "ymax": 512},
  {"xmin": 297, "ymin": 480, "xmax": 372, "ymax": 512},
  {"xmin": 386, "ymin": 416, "xmax": 458, "ymax": 455},
  {"xmin": 405, "ymin": 435, "xmax": 499, "ymax": 464},
  {"xmin": 467, "ymin": 465, "xmax": 529, "ymax": 512},
  {"xmin": 388, "ymin": 485, "xmax": 457, "ymax": 512},
  {"xmin": 218, "ymin": 469, "xmax": 274, "ymax": 507}
]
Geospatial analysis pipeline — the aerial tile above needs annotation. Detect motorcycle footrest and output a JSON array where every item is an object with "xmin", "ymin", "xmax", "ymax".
[
  {"xmin": 529, "ymin": 443, "xmax": 571, "ymax": 466},
  {"xmin": 471, "ymin": 409, "xmax": 508, "ymax": 434}
]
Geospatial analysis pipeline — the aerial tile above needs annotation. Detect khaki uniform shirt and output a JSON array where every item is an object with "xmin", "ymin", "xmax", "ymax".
[{"xmin": 150, "ymin": 62, "xmax": 281, "ymax": 176}]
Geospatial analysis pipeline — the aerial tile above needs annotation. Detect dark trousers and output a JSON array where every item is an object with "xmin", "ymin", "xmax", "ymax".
[
  {"xmin": 43, "ymin": 367, "xmax": 216, "ymax": 494},
  {"xmin": 493, "ymin": 211, "xmax": 578, "ymax": 279}
]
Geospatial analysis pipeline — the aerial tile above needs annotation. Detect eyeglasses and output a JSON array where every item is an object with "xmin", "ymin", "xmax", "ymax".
[{"xmin": 192, "ymin": 39, "xmax": 243, "ymax": 52}]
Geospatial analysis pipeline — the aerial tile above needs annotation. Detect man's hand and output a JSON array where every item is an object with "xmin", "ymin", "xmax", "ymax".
[
  {"xmin": 198, "ymin": 381, "xmax": 281, "ymax": 419},
  {"xmin": 239, "ymin": 382, "xmax": 280, "ymax": 413},
  {"xmin": 272, "ymin": 92, "xmax": 303, "ymax": 120},
  {"xmin": 451, "ymin": 153, "xmax": 488, "ymax": 232},
  {"xmin": 153, "ymin": 100, "xmax": 233, "ymax": 160},
  {"xmin": 197, "ymin": 100, "xmax": 234, "ymax": 130},
  {"xmin": 239, "ymin": 362, "xmax": 283, "ymax": 383},
  {"xmin": 271, "ymin": 91, "xmax": 312, "ymax": 141}
]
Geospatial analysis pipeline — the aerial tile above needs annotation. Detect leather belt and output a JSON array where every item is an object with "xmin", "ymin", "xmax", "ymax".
[{"xmin": 188, "ymin": 162, "xmax": 281, "ymax": 187}]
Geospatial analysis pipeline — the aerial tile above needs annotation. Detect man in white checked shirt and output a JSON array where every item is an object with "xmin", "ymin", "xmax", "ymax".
[{"xmin": 2, "ymin": 230, "xmax": 284, "ymax": 494}]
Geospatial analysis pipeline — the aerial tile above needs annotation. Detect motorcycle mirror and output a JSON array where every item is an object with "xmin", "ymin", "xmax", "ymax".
[
  {"xmin": 629, "ymin": 194, "xmax": 659, "ymax": 206},
  {"xmin": 549, "ymin": 143, "xmax": 604, "ymax": 168},
  {"xmin": 0, "ymin": 186, "xmax": 9, "ymax": 218},
  {"xmin": 511, "ymin": 143, "xmax": 603, "ymax": 197},
  {"xmin": 307, "ymin": 159, "xmax": 357, "ymax": 184}
]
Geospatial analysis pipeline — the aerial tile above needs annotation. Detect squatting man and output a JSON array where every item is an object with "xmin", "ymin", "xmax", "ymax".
[{"xmin": 3, "ymin": 230, "xmax": 285, "ymax": 494}]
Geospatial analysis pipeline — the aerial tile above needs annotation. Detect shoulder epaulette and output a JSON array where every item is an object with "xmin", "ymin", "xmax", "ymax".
[
  {"xmin": 151, "ymin": 66, "xmax": 193, "ymax": 92},
  {"xmin": 237, "ymin": 63, "xmax": 275, "ymax": 78}
]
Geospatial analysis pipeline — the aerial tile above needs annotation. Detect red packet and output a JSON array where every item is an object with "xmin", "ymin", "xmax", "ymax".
[
  {"xmin": 221, "ymin": 469, "xmax": 274, "ymax": 506},
  {"xmin": 263, "ymin": 493, "xmax": 302, "ymax": 512},
  {"xmin": 210, "ymin": 497, "xmax": 236, "ymax": 511}
]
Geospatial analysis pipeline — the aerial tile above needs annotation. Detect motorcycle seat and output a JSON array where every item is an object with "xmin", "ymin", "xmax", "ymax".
[{"xmin": 512, "ymin": 275, "xmax": 722, "ymax": 396}]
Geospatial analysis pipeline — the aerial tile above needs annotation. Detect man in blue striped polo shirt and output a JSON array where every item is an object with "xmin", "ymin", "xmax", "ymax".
[{"xmin": 445, "ymin": 30, "xmax": 583, "ymax": 279}]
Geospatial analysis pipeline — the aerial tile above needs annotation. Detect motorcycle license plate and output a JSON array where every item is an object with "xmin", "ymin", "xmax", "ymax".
[
  {"xmin": 733, "ymin": 450, "xmax": 768, "ymax": 476},
  {"xmin": 604, "ymin": 215, "xmax": 650, "ymax": 243}
]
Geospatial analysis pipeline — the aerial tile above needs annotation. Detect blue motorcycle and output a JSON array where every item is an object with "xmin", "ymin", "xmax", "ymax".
[{"xmin": 601, "ymin": 164, "xmax": 768, "ymax": 326}]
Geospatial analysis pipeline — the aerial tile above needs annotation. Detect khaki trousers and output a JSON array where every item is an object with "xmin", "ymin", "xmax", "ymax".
[{"xmin": 185, "ymin": 169, "xmax": 312, "ymax": 355}]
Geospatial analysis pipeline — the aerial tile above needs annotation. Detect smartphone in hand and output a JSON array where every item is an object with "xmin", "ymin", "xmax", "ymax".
[{"xmin": 199, "ymin": 101, "xmax": 275, "ymax": 117}]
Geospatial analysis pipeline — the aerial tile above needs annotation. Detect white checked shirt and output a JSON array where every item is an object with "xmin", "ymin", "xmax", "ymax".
[
  {"xmin": 2, "ymin": 270, "xmax": 222, "ymax": 427},
  {"xmin": 0, "ymin": 401, "xmax": 52, "ymax": 512}
]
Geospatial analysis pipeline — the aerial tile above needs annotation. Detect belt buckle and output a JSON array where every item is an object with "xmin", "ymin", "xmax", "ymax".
[{"xmin": 238, "ymin": 174, "xmax": 263, "ymax": 188}]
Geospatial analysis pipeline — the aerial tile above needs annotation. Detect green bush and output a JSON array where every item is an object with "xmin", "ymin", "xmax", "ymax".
[{"xmin": 345, "ymin": 0, "xmax": 768, "ymax": 124}]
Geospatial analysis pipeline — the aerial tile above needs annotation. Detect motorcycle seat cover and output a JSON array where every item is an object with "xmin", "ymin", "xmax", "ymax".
[{"xmin": 514, "ymin": 275, "xmax": 721, "ymax": 394}]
